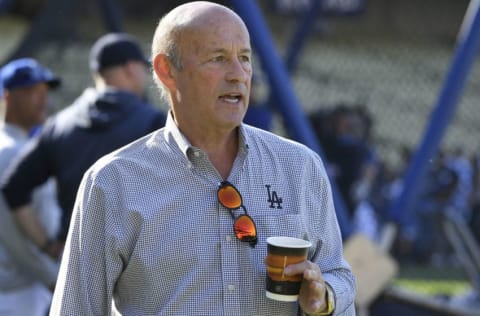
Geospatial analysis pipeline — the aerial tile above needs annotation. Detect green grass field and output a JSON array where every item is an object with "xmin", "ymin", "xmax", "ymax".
[{"xmin": 394, "ymin": 265, "xmax": 472, "ymax": 296}]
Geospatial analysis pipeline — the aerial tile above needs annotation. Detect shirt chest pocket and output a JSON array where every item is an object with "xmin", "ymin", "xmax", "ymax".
[{"xmin": 254, "ymin": 214, "xmax": 309, "ymax": 243}]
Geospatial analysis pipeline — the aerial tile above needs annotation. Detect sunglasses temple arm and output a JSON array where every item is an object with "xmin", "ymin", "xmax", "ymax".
[{"xmin": 240, "ymin": 205, "xmax": 249, "ymax": 215}]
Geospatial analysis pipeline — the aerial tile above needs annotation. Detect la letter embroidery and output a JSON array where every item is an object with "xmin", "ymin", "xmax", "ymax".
[{"xmin": 266, "ymin": 185, "xmax": 283, "ymax": 209}]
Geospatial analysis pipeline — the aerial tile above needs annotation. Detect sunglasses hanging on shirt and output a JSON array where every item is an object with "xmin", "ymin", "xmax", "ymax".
[{"xmin": 217, "ymin": 181, "xmax": 258, "ymax": 248}]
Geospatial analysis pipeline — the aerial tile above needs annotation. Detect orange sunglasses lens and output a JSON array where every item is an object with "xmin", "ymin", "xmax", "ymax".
[
  {"xmin": 217, "ymin": 181, "xmax": 258, "ymax": 247},
  {"xmin": 217, "ymin": 184, "xmax": 242, "ymax": 209},
  {"xmin": 234, "ymin": 214, "xmax": 257, "ymax": 242}
]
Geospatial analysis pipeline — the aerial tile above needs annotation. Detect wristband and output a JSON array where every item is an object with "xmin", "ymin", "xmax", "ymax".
[{"xmin": 307, "ymin": 283, "xmax": 335, "ymax": 316}]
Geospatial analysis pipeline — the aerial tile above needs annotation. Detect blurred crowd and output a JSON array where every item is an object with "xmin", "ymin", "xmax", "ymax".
[
  {"xmin": 309, "ymin": 104, "xmax": 480, "ymax": 266},
  {"xmin": 0, "ymin": 32, "xmax": 167, "ymax": 315}
]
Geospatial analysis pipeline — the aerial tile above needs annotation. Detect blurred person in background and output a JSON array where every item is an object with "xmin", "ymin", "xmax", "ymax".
[
  {"xmin": 243, "ymin": 74, "xmax": 272, "ymax": 131},
  {"xmin": 50, "ymin": 2, "xmax": 355, "ymax": 315},
  {"xmin": 1, "ymin": 33, "xmax": 167, "ymax": 259},
  {"xmin": 445, "ymin": 148, "xmax": 473, "ymax": 221},
  {"xmin": 310, "ymin": 105, "xmax": 380, "ymax": 240},
  {"xmin": 470, "ymin": 150, "xmax": 480, "ymax": 243},
  {"xmin": 416, "ymin": 151, "xmax": 459, "ymax": 265},
  {"xmin": 0, "ymin": 58, "xmax": 61, "ymax": 316}
]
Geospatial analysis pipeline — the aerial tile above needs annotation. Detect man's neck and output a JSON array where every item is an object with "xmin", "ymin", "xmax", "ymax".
[{"xmin": 185, "ymin": 126, "xmax": 239, "ymax": 180}]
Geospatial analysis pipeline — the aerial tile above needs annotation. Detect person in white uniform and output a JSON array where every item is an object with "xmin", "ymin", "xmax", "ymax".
[{"xmin": 0, "ymin": 58, "xmax": 62, "ymax": 316}]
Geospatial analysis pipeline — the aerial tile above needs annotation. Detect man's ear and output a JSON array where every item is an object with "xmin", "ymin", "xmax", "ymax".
[{"xmin": 152, "ymin": 53, "xmax": 176, "ymax": 91}]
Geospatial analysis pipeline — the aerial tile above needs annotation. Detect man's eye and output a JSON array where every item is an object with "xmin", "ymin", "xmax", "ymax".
[
  {"xmin": 240, "ymin": 55, "xmax": 251, "ymax": 63},
  {"xmin": 212, "ymin": 56, "xmax": 225, "ymax": 62}
]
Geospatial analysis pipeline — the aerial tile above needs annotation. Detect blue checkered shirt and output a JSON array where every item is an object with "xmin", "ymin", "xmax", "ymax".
[{"xmin": 50, "ymin": 113, "xmax": 355, "ymax": 315}]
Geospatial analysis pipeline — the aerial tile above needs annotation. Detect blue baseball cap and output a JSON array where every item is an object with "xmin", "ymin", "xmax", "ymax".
[
  {"xmin": 0, "ymin": 58, "xmax": 61, "ymax": 91},
  {"xmin": 89, "ymin": 33, "xmax": 150, "ymax": 72}
]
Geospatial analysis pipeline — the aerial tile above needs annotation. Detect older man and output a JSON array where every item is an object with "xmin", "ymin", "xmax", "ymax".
[{"xmin": 50, "ymin": 2, "xmax": 355, "ymax": 315}]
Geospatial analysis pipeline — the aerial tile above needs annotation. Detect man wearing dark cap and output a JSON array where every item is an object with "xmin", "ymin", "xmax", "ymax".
[
  {"xmin": 1, "ymin": 33, "xmax": 167, "ymax": 259},
  {"xmin": 0, "ymin": 58, "xmax": 62, "ymax": 316}
]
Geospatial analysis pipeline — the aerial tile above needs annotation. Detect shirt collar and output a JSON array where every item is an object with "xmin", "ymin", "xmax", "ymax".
[
  {"xmin": 164, "ymin": 111, "xmax": 191, "ymax": 158},
  {"xmin": 163, "ymin": 110, "xmax": 250, "ymax": 161}
]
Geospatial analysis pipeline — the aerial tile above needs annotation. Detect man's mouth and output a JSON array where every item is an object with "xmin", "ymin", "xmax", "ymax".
[{"xmin": 219, "ymin": 93, "xmax": 242, "ymax": 103}]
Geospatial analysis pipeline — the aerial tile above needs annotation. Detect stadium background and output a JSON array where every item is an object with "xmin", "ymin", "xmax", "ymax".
[
  {"xmin": 1, "ymin": 0, "xmax": 479, "ymax": 315},
  {"xmin": 2, "ymin": 0, "xmax": 476, "ymax": 168}
]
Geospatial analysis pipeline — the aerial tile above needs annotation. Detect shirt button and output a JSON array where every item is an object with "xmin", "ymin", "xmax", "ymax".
[
  {"xmin": 226, "ymin": 235, "xmax": 232, "ymax": 242},
  {"xmin": 228, "ymin": 284, "xmax": 235, "ymax": 291},
  {"xmin": 194, "ymin": 151, "xmax": 200, "ymax": 157}
]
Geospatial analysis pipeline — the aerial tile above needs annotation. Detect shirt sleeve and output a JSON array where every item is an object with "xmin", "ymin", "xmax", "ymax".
[
  {"xmin": 2, "ymin": 138, "xmax": 51, "ymax": 211},
  {"xmin": 50, "ymin": 165, "xmax": 123, "ymax": 316},
  {"xmin": 305, "ymin": 153, "xmax": 357, "ymax": 315}
]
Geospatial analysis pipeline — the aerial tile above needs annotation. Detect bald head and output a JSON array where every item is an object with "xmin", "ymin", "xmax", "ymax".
[
  {"xmin": 151, "ymin": 1, "xmax": 250, "ymax": 99},
  {"xmin": 152, "ymin": 2, "xmax": 248, "ymax": 62}
]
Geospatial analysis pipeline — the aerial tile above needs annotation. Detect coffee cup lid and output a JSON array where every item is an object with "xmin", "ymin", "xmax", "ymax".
[{"xmin": 266, "ymin": 236, "xmax": 312, "ymax": 248}]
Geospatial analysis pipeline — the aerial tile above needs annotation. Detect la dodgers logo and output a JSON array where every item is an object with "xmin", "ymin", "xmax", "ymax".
[{"xmin": 265, "ymin": 185, "xmax": 283, "ymax": 209}]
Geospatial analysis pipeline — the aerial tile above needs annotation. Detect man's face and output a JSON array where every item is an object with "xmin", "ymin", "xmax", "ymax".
[
  {"xmin": 7, "ymin": 82, "xmax": 49, "ymax": 129},
  {"xmin": 171, "ymin": 12, "xmax": 252, "ymax": 132}
]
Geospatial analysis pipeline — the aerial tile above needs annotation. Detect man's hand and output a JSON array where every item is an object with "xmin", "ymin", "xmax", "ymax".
[{"xmin": 284, "ymin": 260, "xmax": 328, "ymax": 315}]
